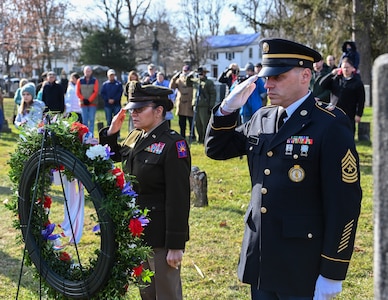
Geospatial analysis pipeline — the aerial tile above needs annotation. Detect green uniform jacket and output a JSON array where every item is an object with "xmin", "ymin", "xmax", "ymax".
[{"xmin": 100, "ymin": 121, "xmax": 191, "ymax": 249}]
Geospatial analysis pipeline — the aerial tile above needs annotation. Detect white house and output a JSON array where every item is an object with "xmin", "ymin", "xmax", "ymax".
[{"xmin": 204, "ymin": 33, "xmax": 261, "ymax": 79}]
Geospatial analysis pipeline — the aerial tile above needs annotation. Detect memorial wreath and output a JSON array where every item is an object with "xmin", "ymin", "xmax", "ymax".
[{"xmin": 7, "ymin": 113, "xmax": 153, "ymax": 299}]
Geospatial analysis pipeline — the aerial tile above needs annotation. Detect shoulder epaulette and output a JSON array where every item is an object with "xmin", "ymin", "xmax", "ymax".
[{"xmin": 314, "ymin": 101, "xmax": 346, "ymax": 118}]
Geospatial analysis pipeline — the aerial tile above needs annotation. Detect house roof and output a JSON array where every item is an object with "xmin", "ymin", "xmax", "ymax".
[{"xmin": 206, "ymin": 33, "xmax": 260, "ymax": 49}]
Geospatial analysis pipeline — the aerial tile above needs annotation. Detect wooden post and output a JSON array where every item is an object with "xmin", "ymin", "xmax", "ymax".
[
  {"xmin": 97, "ymin": 122, "xmax": 104, "ymax": 131},
  {"xmin": 190, "ymin": 166, "xmax": 208, "ymax": 207},
  {"xmin": 373, "ymin": 53, "xmax": 388, "ymax": 299},
  {"xmin": 0, "ymin": 92, "xmax": 11, "ymax": 133}
]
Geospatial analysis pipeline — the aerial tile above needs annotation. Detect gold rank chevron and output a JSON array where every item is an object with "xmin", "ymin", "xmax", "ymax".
[
  {"xmin": 341, "ymin": 149, "xmax": 358, "ymax": 183},
  {"xmin": 337, "ymin": 219, "xmax": 354, "ymax": 253}
]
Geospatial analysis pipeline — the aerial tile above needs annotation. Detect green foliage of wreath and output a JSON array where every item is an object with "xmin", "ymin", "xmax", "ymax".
[{"xmin": 6, "ymin": 113, "xmax": 153, "ymax": 299}]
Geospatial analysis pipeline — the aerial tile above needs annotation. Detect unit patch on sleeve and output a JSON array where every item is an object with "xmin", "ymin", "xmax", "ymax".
[
  {"xmin": 341, "ymin": 149, "xmax": 358, "ymax": 183},
  {"xmin": 176, "ymin": 140, "xmax": 188, "ymax": 158}
]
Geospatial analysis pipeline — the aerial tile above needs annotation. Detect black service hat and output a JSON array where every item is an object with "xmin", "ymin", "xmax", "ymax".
[
  {"xmin": 124, "ymin": 81, "xmax": 173, "ymax": 110},
  {"xmin": 258, "ymin": 38, "xmax": 322, "ymax": 77},
  {"xmin": 196, "ymin": 66, "xmax": 209, "ymax": 74},
  {"xmin": 245, "ymin": 62, "xmax": 255, "ymax": 72}
]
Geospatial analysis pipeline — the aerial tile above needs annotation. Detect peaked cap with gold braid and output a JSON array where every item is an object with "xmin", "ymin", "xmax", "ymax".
[{"xmin": 258, "ymin": 38, "xmax": 322, "ymax": 77}]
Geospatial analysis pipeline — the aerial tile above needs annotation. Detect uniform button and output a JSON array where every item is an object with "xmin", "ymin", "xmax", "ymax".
[
  {"xmin": 293, "ymin": 154, "xmax": 298, "ymax": 159},
  {"xmin": 264, "ymin": 169, "xmax": 271, "ymax": 175},
  {"xmin": 249, "ymin": 146, "xmax": 253, "ymax": 151},
  {"xmin": 267, "ymin": 151, "xmax": 273, "ymax": 157},
  {"xmin": 307, "ymin": 233, "xmax": 313, "ymax": 239},
  {"xmin": 260, "ymin": 207, "xmax": 267, "ymax": 214},
  {"xmin": 261, "ymin": 187, "xmax": 268, "ymax": 194},
  {"xmin": 145, "ymin": 159, "xmax": 148, "ymax": 163}
]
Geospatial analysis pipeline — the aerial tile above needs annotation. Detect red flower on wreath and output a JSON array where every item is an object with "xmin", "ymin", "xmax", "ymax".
[
  {"xmin": 43, "ymin": 195, "xmax": 52, "ymax": 209},
  {"xmin": 70, "ymin": 122, "xmax": 89, "ymax": 142},
  {"xmin": 59, "ymin": 251, "xmax": 72, "ymax": 262},
  {"xmin": 111, "ymin": 167, "xmax": 125, "ymax": 189},
  {"xmin": 132, "ymin": 264, "xmax": 143, "ymax": 277},
  {"xmin": 37, "ymin": 195, "xmax": 52, "ymax": 209},
  {"xmin": 129, "ymin": 218, "xmax": 144, "ymax": 237}
]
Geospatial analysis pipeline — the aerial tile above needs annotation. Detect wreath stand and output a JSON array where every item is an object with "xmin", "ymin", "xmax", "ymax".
[{"xmin": 15, "ymin": 121, "xmax": 116, "ymax": 299}]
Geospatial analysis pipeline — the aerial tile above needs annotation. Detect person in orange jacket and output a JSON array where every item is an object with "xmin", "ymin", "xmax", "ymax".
[{"xmin": 76, "ymin": 65, "xmax": 99, "ymax": 135}]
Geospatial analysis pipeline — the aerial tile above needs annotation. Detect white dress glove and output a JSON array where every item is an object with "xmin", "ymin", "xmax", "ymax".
[
  {"xmin": 326, "ymin": 103, "xmax": 336, "ymax": 111},
  {"xmin": 313, "ymin": 275, "xmax": 342, "ymax": 300},
  {"xmin": 220, "ymin": 75, "xmax": 259, "ymax": 113}
]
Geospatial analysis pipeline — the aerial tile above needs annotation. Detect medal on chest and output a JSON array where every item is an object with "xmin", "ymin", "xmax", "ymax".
[{"xmin": 288, "ymin": 165, "xmax": 305, "ymax": 182}]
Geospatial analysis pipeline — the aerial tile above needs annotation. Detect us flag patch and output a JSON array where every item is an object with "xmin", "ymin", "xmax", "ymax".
[{"xmin": 176, "ymin": 140, "xmax": 188, "ymax": 158}]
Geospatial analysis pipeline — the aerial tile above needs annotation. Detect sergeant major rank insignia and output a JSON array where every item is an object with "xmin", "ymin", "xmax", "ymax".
[{"xmin": 341, "ymin": 149, "xmax": 358, "ymax": 183}]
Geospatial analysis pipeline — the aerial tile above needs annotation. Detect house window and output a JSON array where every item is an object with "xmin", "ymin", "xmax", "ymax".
[
  {"xmin": 249, "ymin": 48, "xmax": 253, "ymax": 59},
  {"xmin": 211, "ymin": 64, "xmax": 218, "ymax": 78},
  {"xmin": 225, "ymin": 52, "xmax": 235, "ymax": 60},
  {"xmin": 209, "ymin": 52, "xmax": 218, "ymax": 61}
]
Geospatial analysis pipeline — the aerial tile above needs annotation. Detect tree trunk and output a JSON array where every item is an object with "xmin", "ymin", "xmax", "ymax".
[{"xmin": 353, "ymin": 0, "xmax": 372, "ymax": 86}]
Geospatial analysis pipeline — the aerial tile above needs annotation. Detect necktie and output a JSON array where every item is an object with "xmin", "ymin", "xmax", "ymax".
[
  {"xmin": 135, "ymin": 132, "xmax": 146, "ymax": 147},
  {"xmin": 277, "ymin": 109, "xmax": 288, "ymax": 131}
]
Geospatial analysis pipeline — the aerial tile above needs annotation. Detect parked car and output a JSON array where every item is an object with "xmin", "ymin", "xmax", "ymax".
[{"xmin": 2, "ymin": 76, "xmax": 20, "ymax": 97}]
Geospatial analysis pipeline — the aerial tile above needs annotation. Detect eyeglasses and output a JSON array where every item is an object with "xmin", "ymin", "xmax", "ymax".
[{"xmin": 128, "ymin": 105, "xmax": 155, "ymax": 114}]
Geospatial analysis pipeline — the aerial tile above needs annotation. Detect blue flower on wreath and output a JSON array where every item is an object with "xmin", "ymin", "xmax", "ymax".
[
  {"xmin": 41, "ymin": 223, "xmax": 56, "ymax": 240},
  {"xmin": 122, "ymin": 182, "xmax": 138, "ymax": 198}
]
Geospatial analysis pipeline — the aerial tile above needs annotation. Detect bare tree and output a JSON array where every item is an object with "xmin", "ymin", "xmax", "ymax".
[
  {"xmin": 205, "ymin": 0, "xmax": 223, "ymax": 36},
  {"xmin": 9, "ymin": 0, "xmax": 71, "ymax": 74},
  {"xmin": 231, "ymin": 0, "xmax": 380, "ymax": 85},
  {"xmin": 101, "ymin": 0, "xmax": 124, "ymax": 29},
  {"xmin": 231, "ymin": 0, "xmax": 262, "ymax": 33},
  {"xmin": 176, "ymin": 0, "xmax": 224, "ymax": 68},
  {"xmin": 1, "ymin": 0, "xmax": 19, "ymax": 82}
]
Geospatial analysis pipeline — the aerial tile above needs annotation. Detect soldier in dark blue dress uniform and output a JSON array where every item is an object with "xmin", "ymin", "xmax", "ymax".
[
  {"xmin": 100, "ymin": 82, "xmax": 191, "ymax": 300},
  {"xmin": 205, "ymin": 38, "xmax": 362, "ymax": 300}
]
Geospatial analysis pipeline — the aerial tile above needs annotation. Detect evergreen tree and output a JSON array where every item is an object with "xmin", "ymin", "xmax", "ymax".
[{"xmin": 79, "ymin": 28, "xmax": 135, "ymax": 72}]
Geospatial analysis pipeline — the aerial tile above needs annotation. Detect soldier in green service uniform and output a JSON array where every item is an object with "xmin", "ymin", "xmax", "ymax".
[{"xmin": 100, "ymin": 82, "xmax": 191, "ymax": 300}]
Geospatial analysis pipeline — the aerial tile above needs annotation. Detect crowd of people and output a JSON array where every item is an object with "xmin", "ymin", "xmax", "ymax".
[
  {"xmin": 6, "ymin": 38, "xmax": 365, "ymax": 299},
  {"xmin": 10, "ymin": 39, "xmax": 365, "ymax": 142}
]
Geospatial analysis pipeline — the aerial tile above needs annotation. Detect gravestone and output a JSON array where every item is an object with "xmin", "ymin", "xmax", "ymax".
[
  {"xmin": 358, "ymin": 122, "xmax": 370, "ymax": 141},
  {"xmin": 190, "ymin": 166, "xmax": 208, "ymax": 207},
  {"xmin": 373, "ymin": 53, "xmax": 388, "ymax": 300}
]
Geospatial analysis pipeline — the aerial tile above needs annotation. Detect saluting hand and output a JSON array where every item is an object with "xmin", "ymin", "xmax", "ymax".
[
  {"xmin": 107, "ymin": 109, "xmax": 126, "ymax": 136},
  {"xmin": 220, "ymin": 75, "xmax": 258, "ymax": 114}
]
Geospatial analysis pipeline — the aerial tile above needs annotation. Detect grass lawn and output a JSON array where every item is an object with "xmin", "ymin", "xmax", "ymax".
[{"xmin": 0, "ymin": 97, "xmax": 373, "ymax": 299}]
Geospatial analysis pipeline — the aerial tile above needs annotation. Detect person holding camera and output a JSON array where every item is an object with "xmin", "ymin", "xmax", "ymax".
[
  {"xmin": 169, "ymin": 65, "xmax": 196, "ymax": 141},
  {"xmin": 76, "ymin": 65, "xmax": 99, "ymax": 136},
  {"xmin": 218, "ymin": 63, "xmax": 240, "ymax": 90},
  {"xmin": 191, "ymin": 67, "xmax": 216, "ymax": 144}
]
